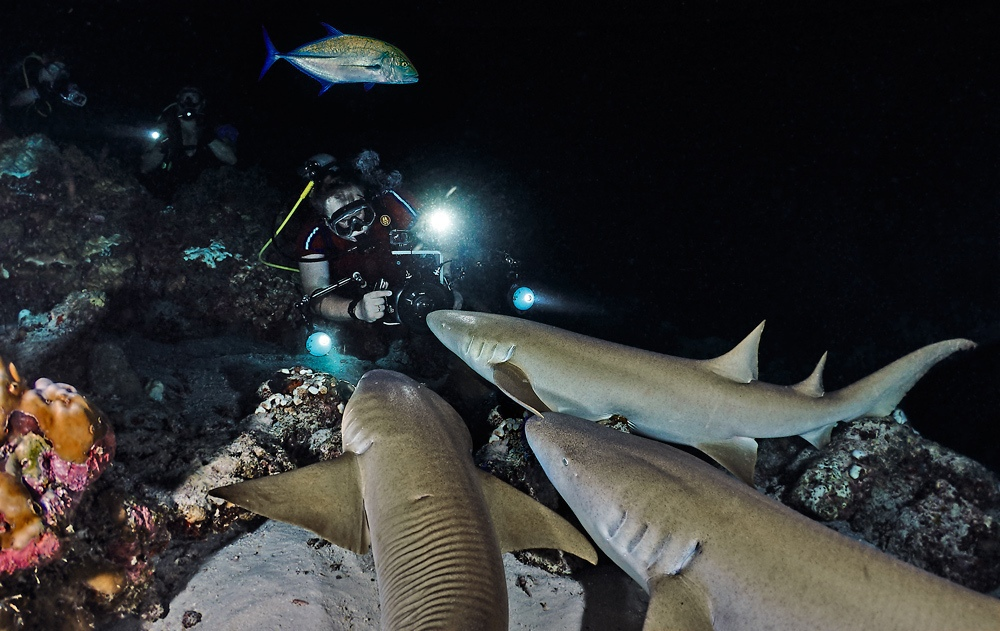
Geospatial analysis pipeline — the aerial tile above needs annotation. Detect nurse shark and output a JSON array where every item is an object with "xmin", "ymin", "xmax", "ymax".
[
  {"xmin": 426, "ymin": 310, "xmax": 975, "ymax": 484},
  {"xmin": 525, "ymin": 413, "xmax": 1000, "ymax": 631},
  {"xmin": 211, "ymin": 369, "xmax": 595, "ymax": 630}
]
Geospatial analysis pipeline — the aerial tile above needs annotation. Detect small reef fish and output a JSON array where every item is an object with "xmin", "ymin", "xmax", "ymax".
[
  {"xmin": 260, "ymin": 23, "xmax": 418, "ymax": 92},
  {"xmin": 426, "ymin": 310, "xmax": 975, "ymax": 484},
  {"xmin": 525, "ymin": 412, "xmax": 1000, "ymax": 631},
  {"xmin": 210, "ymin": 369, "xmax": 595, "ymax": 631}
]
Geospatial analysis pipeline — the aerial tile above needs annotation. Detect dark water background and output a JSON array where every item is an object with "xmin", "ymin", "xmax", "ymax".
[{"xmin": 2, "ymin": 1, "xmax": 997, "ymax": 466}]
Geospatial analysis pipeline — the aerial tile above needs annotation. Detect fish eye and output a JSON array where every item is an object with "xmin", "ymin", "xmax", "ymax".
[{"xmin": 561, "ymin": 458, "xmax": 570, "ymax": 466}]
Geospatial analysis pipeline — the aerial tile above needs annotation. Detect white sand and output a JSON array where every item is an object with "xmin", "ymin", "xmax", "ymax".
[{"xmin": 146, "ymin": 520, "xmax": 645, "ymax": 630}]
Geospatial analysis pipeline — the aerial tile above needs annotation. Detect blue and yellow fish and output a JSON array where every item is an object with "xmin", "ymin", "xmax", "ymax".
[{"xmin": 260, "ymin": 23, "xmax": 418, "ymax": 93}]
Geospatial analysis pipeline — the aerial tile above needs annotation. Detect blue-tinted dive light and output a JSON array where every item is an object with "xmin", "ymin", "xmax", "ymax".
[
  {"xmin": 305, "ymin": 331, "xmax": 333, "ymax": 356},
  {"xmin": 510, "ymin": 285, "xmax": 535, "ymax": 311}
]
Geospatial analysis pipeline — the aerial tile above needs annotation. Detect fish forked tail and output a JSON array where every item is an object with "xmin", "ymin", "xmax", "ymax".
[
  {"xmin": 832, "ymin": 338, "xmax": 976, "ymax": 419},
  {"xmin": 260, "ymin": 26, "xmax": 281, "ymax": 80}
]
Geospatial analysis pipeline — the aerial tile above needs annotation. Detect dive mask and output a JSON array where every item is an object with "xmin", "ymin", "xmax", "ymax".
[{"xmin": 328, "ymin": 199, "xmax": 376, "ymax": 241}]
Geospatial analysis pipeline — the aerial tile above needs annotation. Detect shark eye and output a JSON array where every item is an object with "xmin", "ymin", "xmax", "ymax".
[{"xmin": 561, "ymin": 458, "xmax": 569, "ymax": 466}]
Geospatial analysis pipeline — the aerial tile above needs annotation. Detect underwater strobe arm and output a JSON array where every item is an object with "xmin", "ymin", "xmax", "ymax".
[{"xmin": 295, "ymin": 272, "xmax": 367, "ymax": 312}]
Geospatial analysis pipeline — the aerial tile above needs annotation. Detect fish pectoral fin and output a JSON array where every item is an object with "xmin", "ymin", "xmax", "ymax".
[
  {"xmin": 799, "ymin": 423, "xmax": 836, "ymax": 448},
  {"xmin": 645, "ymin": 574, "xmax": 714, "ymax": 631},
  {"xmin": 475, "ymin": 469, "xmax": 597, "ymax": 564},
  {"xmin": 695, "ymin": 437, "xmax": 758, "ymax": 486},
  {"xmin": 491, "ymin": 362, "xmax": 551, "ymax": 416},
  {"xmin": 209, "ymin": 455, "xmax": 370, "ymax": 553}
]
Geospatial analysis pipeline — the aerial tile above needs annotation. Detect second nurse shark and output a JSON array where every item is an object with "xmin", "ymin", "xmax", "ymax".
[{"xmin": 426, "ymin": 310, "xmax": 975, "ymax": 484}]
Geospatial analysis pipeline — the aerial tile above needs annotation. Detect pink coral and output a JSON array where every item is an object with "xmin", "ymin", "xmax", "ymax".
[{"xmin": 0, "ymin": 355, "xmax": 115, "ymax": 573}]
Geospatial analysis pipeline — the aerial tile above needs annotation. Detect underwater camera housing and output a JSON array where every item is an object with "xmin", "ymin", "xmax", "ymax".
[{"xmin": 383, "ymin": 246, "xmax": 454, "ymax": 331}]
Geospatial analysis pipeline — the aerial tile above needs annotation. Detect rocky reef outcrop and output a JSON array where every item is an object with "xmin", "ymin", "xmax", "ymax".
[{"xmin": 0, "ymin": 134, "xmax": 302, "ymax": 379}]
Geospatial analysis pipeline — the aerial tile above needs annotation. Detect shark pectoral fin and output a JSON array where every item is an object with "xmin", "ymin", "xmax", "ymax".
[
  {"xmin": 695, "ymin": 437, "xmax": 758, "ymax": 486},
  {"xmin": 491, "ymin": 362, "xmax": 551, "ymax": 416},
  {"xmin": 645, "ymin": 574, "xmax": 713, "ymax": 631},
  {"xmin": 800, "ymin": 423, "xmax": 836, "ymax": 448},
  {"xmin": 209, "ymin": 455, "xmax": 370, "ymax": 554},
  {"xmin": 475, "ymin": 469, "xmax": 597, "ymax": 564}
]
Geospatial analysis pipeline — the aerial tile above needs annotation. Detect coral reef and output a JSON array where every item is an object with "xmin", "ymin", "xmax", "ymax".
[
  {"xmin": 0, "ymin": 134, "xmax": 300, "ymax": 357},
  {"xmin": 0, "ymin": 356, "xmax": 114, "ymax": 574}
]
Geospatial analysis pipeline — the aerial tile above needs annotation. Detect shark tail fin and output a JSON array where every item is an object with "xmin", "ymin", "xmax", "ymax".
[
  {"xmin": 209, "ymin": 456, "xmax": 370, "ymax": 554},
  {"xmin": 833, "ymin": 338, "xmax": 976, "ymax": 419},
  {"xmin": 260, "ymin": 26, "xmax": 280, "ymax": 80}
]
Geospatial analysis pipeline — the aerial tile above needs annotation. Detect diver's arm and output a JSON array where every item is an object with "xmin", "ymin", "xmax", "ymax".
[
  {"xmin": 206, "ymin": 138, "xmax": 237, "ymax": 165},
  {"xmin": 300, "ymin": 256, "xmax": 353, "ymax": 322}
]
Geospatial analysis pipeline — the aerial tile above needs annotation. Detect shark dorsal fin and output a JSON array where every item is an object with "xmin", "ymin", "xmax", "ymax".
[
  {"xmin": 695, "ymin": 436, "xmax": 758, "ymax": 485},
  {"xmin": 703, "ymin": 321, "xmax": 764, "ymax": 383},
  {"xmin": 475, "ymin": 469, "xmax": 597, "ymax": 564},
  {"xmin": 209, "ymin": 456, "xmax": 370, "ymax": 553},
  {"xmin": 492, "ymin": 361, "xmax": 551, "ymax": 416},
  {"xmin": 793, "ymin": 351, "xmax": 827, "ymax": 398}
]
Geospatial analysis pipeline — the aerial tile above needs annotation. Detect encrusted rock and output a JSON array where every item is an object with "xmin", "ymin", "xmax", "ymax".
[{"xmin": 758, "ymin": 415, "xmax": 1000, "ymax": 592}]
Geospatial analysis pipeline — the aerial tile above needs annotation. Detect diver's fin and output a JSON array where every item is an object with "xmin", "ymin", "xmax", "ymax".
[
  {"xmin": 695, "ymin": 437, "xmax": 758, "ymax": 486},
  {"xmin": 702, "ymin": 321, "xmax": 764, "ymax": 383},
  {"xmin": 209, "ymin": 456, "xmax": 369, "ymax": 553},
  {"xmin": 644, "ymin": 574, "xmax": 714, "ymax": 631},
  {"xmin": 475, "ymin": 469, "xmax": 597, "ymax": 564},
  {"xmin": 800, "ymin": 423, "xmax": 835, "ymax": 449},
  {"xmin": 491, "ymin": 362, "xmax": 551, "ymax": 416},
  {"xmin": 321, "ymin": 23, "xmax": 345, "ymax": 37},
  {"xmin": 260, "ymin": 26, "xmax": 281, "ymax": 80}
]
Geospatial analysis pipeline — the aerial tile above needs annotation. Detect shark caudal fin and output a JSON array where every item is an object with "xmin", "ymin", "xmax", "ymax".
[
  {"xmin": 833, "ymin": 338, "xmax": 976, "ymax": 420},
  {"xmin": 260, "ymin": 26, "xmax": 281, "ymax": 80},
  {"xmin": 209, "ymin": 455, "xmax": 369, "ymax": 553},
  {"xmin": 475, "ymin": 469, "xmax": 597, "ymax": 564}
]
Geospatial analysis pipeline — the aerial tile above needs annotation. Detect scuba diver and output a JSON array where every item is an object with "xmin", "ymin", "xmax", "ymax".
[
  {"xmin": 138, "ymin": 86, "xmax": 238, "ymax": 199},
  {"xmin": 281, "ymin": 151, "xmax": 459, "ymax": 362},
  {"xmin": 1, "ymin": 53, "xmax": 87, "ymax": 138}
]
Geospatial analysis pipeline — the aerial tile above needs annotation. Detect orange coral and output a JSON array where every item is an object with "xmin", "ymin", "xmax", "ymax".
[
  {"xmin": 0, "ymin": 357, "xmax": 22, "ymax": 432},
  {"xmin": 16, "ymin": 378, "xmax": 107, "ymax": 464},
  {"xmin": 0, "ymin": 472, "xmax": 43, "ymax": 551}
]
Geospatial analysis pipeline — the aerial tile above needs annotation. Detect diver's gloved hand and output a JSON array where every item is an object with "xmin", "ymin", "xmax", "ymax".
[{"xmin": 352, "ymin": 290, "xmax": 394, "ymax": 322}]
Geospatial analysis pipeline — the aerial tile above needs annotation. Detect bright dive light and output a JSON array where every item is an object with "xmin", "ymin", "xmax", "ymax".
[
  {"xmin": 425, "ymin": 207, "xmax": 454, "ymax": 235},
  {"xmin": 511, "ymin": 285, "xmax": 535, "ymax": 311},
  {"xmin": 305, "ymin": 331, "xmax": 333, "ymax": 356},
  {"xmin": 149, "ymin": 130, "xmax": 161, "ymax": 141}
]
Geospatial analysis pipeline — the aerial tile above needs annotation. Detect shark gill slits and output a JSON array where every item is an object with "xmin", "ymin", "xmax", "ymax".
[
  {"xmin": 626, "ymin": 523, "xmax": 649, "ymax": 554},
  {"xmin": 608, "ymin": 509, "xmax": 628, "ymax": 539}
]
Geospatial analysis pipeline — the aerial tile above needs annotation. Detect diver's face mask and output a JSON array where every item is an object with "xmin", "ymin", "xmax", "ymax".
[
  {"xmin": 176, "ymin": 91, "xmax": 204, "ymax": 120},
  {"xmin": 327, "ymin": 198, "xmax": 376, "ymax": 242}
]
